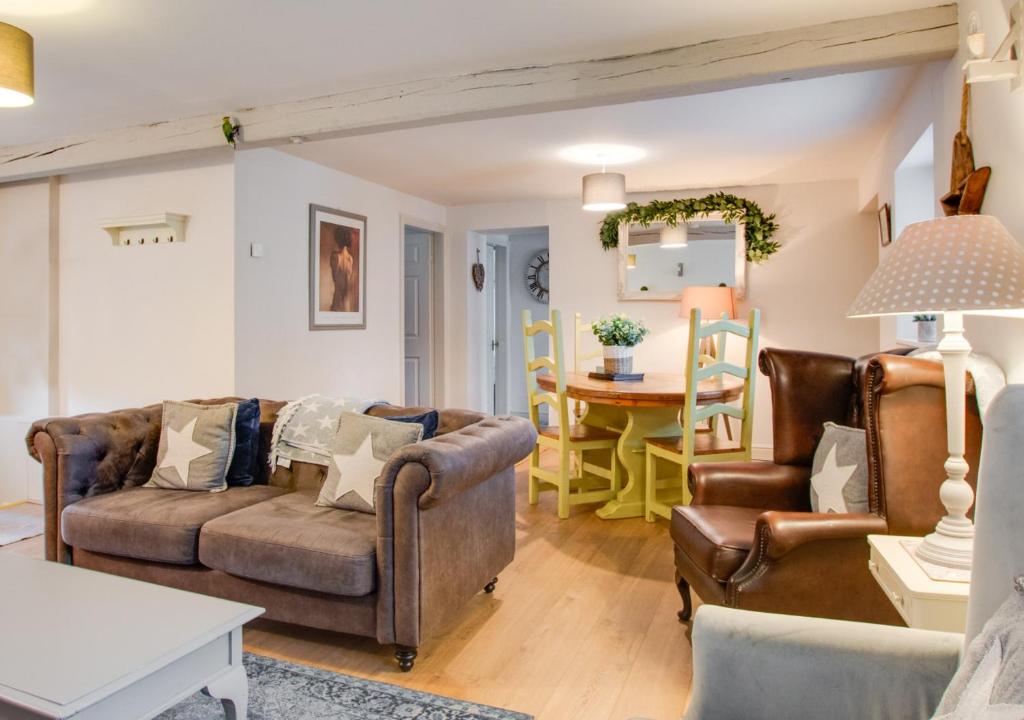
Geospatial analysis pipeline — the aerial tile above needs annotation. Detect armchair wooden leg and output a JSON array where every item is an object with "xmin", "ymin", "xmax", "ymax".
[
  {"xmin": 395, "ymin": 645, "xmax": 418, "ymax": 672},
  {"xmin": 484, "ymin": 577, "xmax": 498, "ymax": 593},
  {"xmin": 676, "ymin": 575, "xmax": 693, "ymax": 622}
]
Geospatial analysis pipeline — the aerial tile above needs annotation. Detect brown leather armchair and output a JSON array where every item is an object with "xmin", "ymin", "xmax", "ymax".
[{"xmin": 671, "ymin": 348, "xmax": 982, "ymax": 625}]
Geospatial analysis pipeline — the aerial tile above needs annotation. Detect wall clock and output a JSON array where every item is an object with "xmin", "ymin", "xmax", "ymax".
[{"xmin": 526, "ymin": 250, "xmax": 550, "ymax": 303}]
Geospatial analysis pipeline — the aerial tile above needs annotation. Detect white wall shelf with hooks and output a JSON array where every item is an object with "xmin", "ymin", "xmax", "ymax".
[{"xmin": 100, "ymin": 213, "xmax": 190, "ymax": 246}]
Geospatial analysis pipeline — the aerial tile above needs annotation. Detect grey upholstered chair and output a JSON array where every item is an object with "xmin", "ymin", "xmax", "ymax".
[{"xmin": 683, "ymin": 385, "xmax": 1024, "ymax": 720}]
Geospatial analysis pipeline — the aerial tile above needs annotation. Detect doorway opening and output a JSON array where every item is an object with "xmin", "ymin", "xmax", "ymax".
[
  {"xmin": 892, "ymin": 125, "xmax": 935, "ymax": 345},
  {"xmin": 401, "ymin": 219, "xmax": 445, "ymax": 407},
  {"xmin": 477, "ymin": 227, "xmax": 549, "ymax": 418}
]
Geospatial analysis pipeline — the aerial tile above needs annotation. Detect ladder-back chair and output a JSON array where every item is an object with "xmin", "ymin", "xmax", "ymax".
[
  {"xmin": 644, "ymin": 308, "xmax": 761, "ymax": 521},
  {"xmin": 523, "ymin": 309, "xmax": 621, "ymax": 519}
]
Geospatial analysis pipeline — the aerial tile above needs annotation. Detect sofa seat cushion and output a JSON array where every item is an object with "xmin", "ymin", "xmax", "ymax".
[
  {"xmin": 671, "ymin": 505, "xmax": 760, "ymax": 583},
  {"xmin": 61, "ymin": 485, "xmax": 286, "ymax": 565},
  {"xmin": 199, "ymin": 491, "xmax": 378, "ymax": 597}
]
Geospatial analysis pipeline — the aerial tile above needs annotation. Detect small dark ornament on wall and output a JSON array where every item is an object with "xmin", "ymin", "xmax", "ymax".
[{"xmin": 472, "ymin": 249, "xmax": 486, "ymax": 292}]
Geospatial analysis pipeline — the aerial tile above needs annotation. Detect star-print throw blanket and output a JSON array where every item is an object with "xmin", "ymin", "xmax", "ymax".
[{"xmin": 269, "ymin": 394, "xmax": 381, "ymax": 471}]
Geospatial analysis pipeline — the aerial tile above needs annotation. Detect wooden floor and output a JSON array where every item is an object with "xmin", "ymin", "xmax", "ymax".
[{"xmin": 0, "ymin": 461, "xmax": 695, "ymax": 719}]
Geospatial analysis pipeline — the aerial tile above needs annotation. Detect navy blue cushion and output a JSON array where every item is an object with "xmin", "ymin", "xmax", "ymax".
[
  {"xmin": 374, "ymin": 410, "xmax": 439, "ymax": 440},
  {"xmin": 226, "ymin": 398, "xmax": 261, "ymax": 486}
]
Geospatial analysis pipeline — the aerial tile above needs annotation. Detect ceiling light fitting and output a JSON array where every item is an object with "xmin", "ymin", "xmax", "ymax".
[
  {"xmin": 0, "ymin": 21, "xmax": 34, "ymax": 108},
  {"xmin": 582, "ymin": 171, "xmax": 626, "ymax": 212}
]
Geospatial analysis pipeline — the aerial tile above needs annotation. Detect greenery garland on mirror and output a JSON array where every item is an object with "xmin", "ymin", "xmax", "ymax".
[{"xmin": 599, "ymin": 192, "xmax": 781, "ymax": 263}]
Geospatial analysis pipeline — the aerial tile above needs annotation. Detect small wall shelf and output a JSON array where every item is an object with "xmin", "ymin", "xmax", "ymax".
[{"xmin": 101, "ymin": 213, "xmax": 189, "ymax": 246}]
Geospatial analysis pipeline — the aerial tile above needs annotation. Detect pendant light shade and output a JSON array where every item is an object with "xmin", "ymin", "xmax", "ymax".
[
  {"xmin": 581, "ymin": 172, "xmax": 626, "ymax": 212},
  {"xmin": 0, "ymin": 22, "xmax": 34, "ymax": 108},
  {"xmin": 660, "ymin": 223, "xmax": 688, "ymax": 248}
]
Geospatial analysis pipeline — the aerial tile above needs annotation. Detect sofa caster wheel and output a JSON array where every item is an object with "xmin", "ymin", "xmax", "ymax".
[
  {"xmin": 484, "ymin": 577, "xmax": 498, "ymax": 594},
  {"xmin": 395, "ymin": 646, "xmax": 417, "ymax": 672}
]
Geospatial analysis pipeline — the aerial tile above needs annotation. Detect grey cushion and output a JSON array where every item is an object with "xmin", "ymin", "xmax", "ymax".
[
  {"xmin": 316, "ymin": 411, "xmax": 423, "ymax": 513},
  {"xmin": 146, "ymin": 400, "xmax": 238, "ymax": 492},
  {"xmin": 61, "ymin": 485, "xmax": 286, "ymax": 564},
  {"xmin": 199, "ymin": 491, "xmax": 378, "ymax": 597},
  {"xmin": 933, "ymin": 577, "xmax": 1024, "ymax": 718},
  {"xmin": 809, "ymin": 422, "xmax": 869, "ymax": 514}
]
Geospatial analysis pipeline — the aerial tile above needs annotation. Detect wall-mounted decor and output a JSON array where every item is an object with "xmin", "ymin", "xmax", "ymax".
[
  {"xmin": 472, "ymin": 249, "xmax": 485, "ymax": 292},
  {"xmin": 525, "ymin": 250, "xmax": 550, "ymax": 303},
  {"xmin": 940, "ymin": 81, "xmax": 992, "ymax": 217},
  {"xmin": 598, "ymin": 192, "xmax": 780, "ymax": 264},
  {"xmin": 961, "ymin": 1, "xmax": 1022, "ymax": 89},
  {"xmin": 617, "ymin": 213, "xmax": 746, "ymax": 301},
  {"xmin": 101, "ymin": 213, "xmax": 189, "ymax": 246},
  {"xmin": 309, "ymin": 204, "xmax": 366, "ymax": 330},
  {"xmin": 878, "ymin": 203, "xmax": 892, "ymax": 247}
]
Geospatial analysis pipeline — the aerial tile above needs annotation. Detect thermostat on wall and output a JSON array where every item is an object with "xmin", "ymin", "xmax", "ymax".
[{"xmin": 100, "ymin": 213, "xmax": 190, "ymax": 246}]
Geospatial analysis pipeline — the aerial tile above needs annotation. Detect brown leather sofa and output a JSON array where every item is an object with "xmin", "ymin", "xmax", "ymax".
[
  {"xmin": 26, "ymin": 399, "xmax": 536, "ymax": 671},
  {"xmin": 671, "ymin": 349, "xmax": 982, "ymax": 625}
]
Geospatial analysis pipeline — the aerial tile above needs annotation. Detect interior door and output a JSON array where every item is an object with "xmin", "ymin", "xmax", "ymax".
[
  {"xmin": 404, "ymin": 231, "xmax": 432, "ymax": 406},
  {"xmin": 485, "ymin": 245, "xmax": 499, "ymax": 414}
]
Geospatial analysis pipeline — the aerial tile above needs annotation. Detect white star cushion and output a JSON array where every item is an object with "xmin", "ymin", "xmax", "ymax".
[
  {"xmin": 316, "ymin": 411, "xmax": 424, "ymax": 513},
  {"xmin": 809, "ymin": 422, "xmax": 869, "ymax": 514},
  {"xmin": 146, "ymin": 401, "xmax": 238, "ymax": 492}
]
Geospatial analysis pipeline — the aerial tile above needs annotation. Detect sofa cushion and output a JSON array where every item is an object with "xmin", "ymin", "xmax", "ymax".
[
  {"xmin": 61, "ymin": 485, "xmax": 286, "ymax": 565},
  {"xmin": 199, "ymin": 491, "xmax": 378, "ymax": 597},
  {"xmin": 671, "ymin": 505, "xmax": 760, "ymax": 583}
]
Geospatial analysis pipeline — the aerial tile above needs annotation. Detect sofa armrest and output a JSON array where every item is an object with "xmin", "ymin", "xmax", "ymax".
[
  {"xmin": 689, "ymin": 462, "xmax": 811, "ymax": 511},
  {"xmin": 378, "ymin": 415, "xmax": 537, "ymax": 508},
  {"xmin": 685, "ymin": 606, "xmax": 960, "ymax": 720},
  {"xmin": 374, "ymin": 415, "xmax": 536, "ymax": 649},
  {"xmin": 753, "ymin": 511, "xmax": 889, "ymax": 560}
]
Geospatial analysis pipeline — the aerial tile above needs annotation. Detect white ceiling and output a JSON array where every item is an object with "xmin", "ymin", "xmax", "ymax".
[
  {"xmin": 283, "ymin": 66, "xmax": 920, "ymax": 206},
  {"xmin": 0, "ymin": 0, "xmax": 939, "ymax": 147}
]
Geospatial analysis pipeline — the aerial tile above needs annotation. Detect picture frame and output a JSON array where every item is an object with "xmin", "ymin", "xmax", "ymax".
[
  {"xmin": 309, "ymin": 204, "xmax": 367, "ymax": 330},
  {"xmin": 878, "ymin": 203, "xmax": 892, "ymax": 247}
]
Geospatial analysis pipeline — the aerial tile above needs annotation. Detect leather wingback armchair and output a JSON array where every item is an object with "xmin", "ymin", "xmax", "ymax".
[{"xmin": 670, "ymin": 347, "xmax": 982, "ymax": 625}]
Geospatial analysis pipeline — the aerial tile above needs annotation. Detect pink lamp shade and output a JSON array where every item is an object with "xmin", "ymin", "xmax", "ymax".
[
  {"xmin": 679, "ymin": 285, "xmax": 736, "ymax": 320},
  {"xmin": 848, "ymin": 215, "xmax": 1024, "ymax": 318}
]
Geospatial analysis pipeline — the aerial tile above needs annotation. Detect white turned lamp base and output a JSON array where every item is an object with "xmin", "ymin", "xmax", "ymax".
[{"xmin": 913, "ymin": 311, "xmax": 975, "ymax": 573}]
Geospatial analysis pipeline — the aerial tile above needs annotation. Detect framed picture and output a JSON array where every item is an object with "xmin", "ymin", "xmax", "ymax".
[
  {"xmin": 878, "ymin": 203, "xmax": 892, "ymax": 247},
  {"xmin": 309, "ymin": 204, "xmax": 367, "ymax": 330}
]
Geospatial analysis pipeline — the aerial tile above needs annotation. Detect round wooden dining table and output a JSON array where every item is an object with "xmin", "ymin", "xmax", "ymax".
[{"xmin": 536, "ymin": 371, "xmax": 743, "ymax": 519}]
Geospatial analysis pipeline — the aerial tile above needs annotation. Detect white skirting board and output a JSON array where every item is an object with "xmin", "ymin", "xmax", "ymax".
[{"xmin": 0, "ymin": 417, "xmax": 42, "ymax": 505}]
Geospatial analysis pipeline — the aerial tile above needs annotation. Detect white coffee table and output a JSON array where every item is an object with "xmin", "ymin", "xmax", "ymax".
[{"xmin": 0, "ymin": 555, "xmax": 263, "ymax": 719}]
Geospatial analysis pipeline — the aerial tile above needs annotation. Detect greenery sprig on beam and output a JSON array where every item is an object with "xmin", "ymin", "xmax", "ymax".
[{"xmin": 599, "ymin": 192, "xmax": 781, "ymax": 263}]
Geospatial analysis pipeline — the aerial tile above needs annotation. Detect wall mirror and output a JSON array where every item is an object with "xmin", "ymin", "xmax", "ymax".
[{"xmin": 616, "ymin": 212, "xmax": 746, "ymax": 301}]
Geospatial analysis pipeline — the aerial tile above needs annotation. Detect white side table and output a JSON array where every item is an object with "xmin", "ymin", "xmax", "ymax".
[{"xmin": 868, "ymin": 534, "xmax": 969, "ymax": 633}]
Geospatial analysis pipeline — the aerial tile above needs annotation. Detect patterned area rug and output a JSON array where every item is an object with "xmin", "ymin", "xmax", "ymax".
[
  {"xmin": 160, "ymin": 654, "xmax": 531, "ymax": 719},
  {"xmin": 0, "ymin": 504, "xmax": 44, "ymax": 546}
]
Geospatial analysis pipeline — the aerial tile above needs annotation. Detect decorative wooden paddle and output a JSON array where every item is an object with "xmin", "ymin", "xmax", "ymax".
[{"xmin": 940, "ymin": 79, "xmax": 991, "ymax": 216}]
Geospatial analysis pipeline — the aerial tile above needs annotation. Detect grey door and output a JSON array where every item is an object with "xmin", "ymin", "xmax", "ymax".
[{"xmin": 404, "ymin": 231, "xmax": 432, "ymax": 406}]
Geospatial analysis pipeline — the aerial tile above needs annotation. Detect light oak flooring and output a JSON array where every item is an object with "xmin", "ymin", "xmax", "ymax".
[{"xmin": 0, "ymin": 461, "xmax": 695, "ymax": 719}]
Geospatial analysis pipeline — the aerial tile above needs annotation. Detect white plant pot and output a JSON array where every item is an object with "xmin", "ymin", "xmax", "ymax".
[
  {"xmin": 916, "ymin": 320, "xmax": 938, "ymax": 344},
  {"xmin": 603, "ymin": 345, "xmax": 634, "ymax": 374}
]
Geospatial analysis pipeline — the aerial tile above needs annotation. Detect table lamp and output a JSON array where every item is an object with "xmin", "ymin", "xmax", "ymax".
[
  {"xmin": 848, "ymin": 215, "xmax": 1024, "ymax": 571},
  {"xmin": 681, "ymin": 285, "xmax": 736, "ymax": 358}
]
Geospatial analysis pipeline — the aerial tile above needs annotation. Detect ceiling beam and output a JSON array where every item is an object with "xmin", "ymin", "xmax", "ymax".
[{"xmin": 0, "ymin": 4, "xmax": 957, "ymax": 181}]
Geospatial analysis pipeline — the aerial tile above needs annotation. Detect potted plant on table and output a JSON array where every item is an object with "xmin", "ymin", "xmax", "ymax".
[
  {"xmin": 913, "ymin": 314, "xmax": 938, "ymax": 344},
  {"xmin": 592, "ymin": 314, "xmax": 650, "ymax": 374}
]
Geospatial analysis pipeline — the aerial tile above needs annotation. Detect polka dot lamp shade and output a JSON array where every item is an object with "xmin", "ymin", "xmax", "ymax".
[{"xmin": 848, "ymin": 215, "xmax": 1024, "ymax": 318}]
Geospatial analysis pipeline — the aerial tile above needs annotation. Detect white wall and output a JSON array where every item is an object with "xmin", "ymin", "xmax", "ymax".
[
  {"xmin": 233, "ymin": 149, "xmax": 446, "ymax": 404},
  {"xmin": 0, "ymin": 179, "xmax": 50, "ymax": 418},
  {"xmin": 59, "ymin": 158, "xmax": 236, "ymax": 414},
  {"xmin": 447, "ymin": 179, "xmax": 879, "ymax": 450},
  {"xmin": 860, "ymin": 3, "xmax": 1024, "ymax": 379}
]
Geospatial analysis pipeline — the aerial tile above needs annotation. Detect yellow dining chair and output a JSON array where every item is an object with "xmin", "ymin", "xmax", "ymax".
[
  {"xmin": 572, "ymin": 312, "xmax": 603, "ymax": 422},
  {"xmin": 523, "ymin": 309, "xmax": 621, "ymax": 519},
  {"xmin": 643, "ymin": 308, "xmax": 761, "ymax": 522}
]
